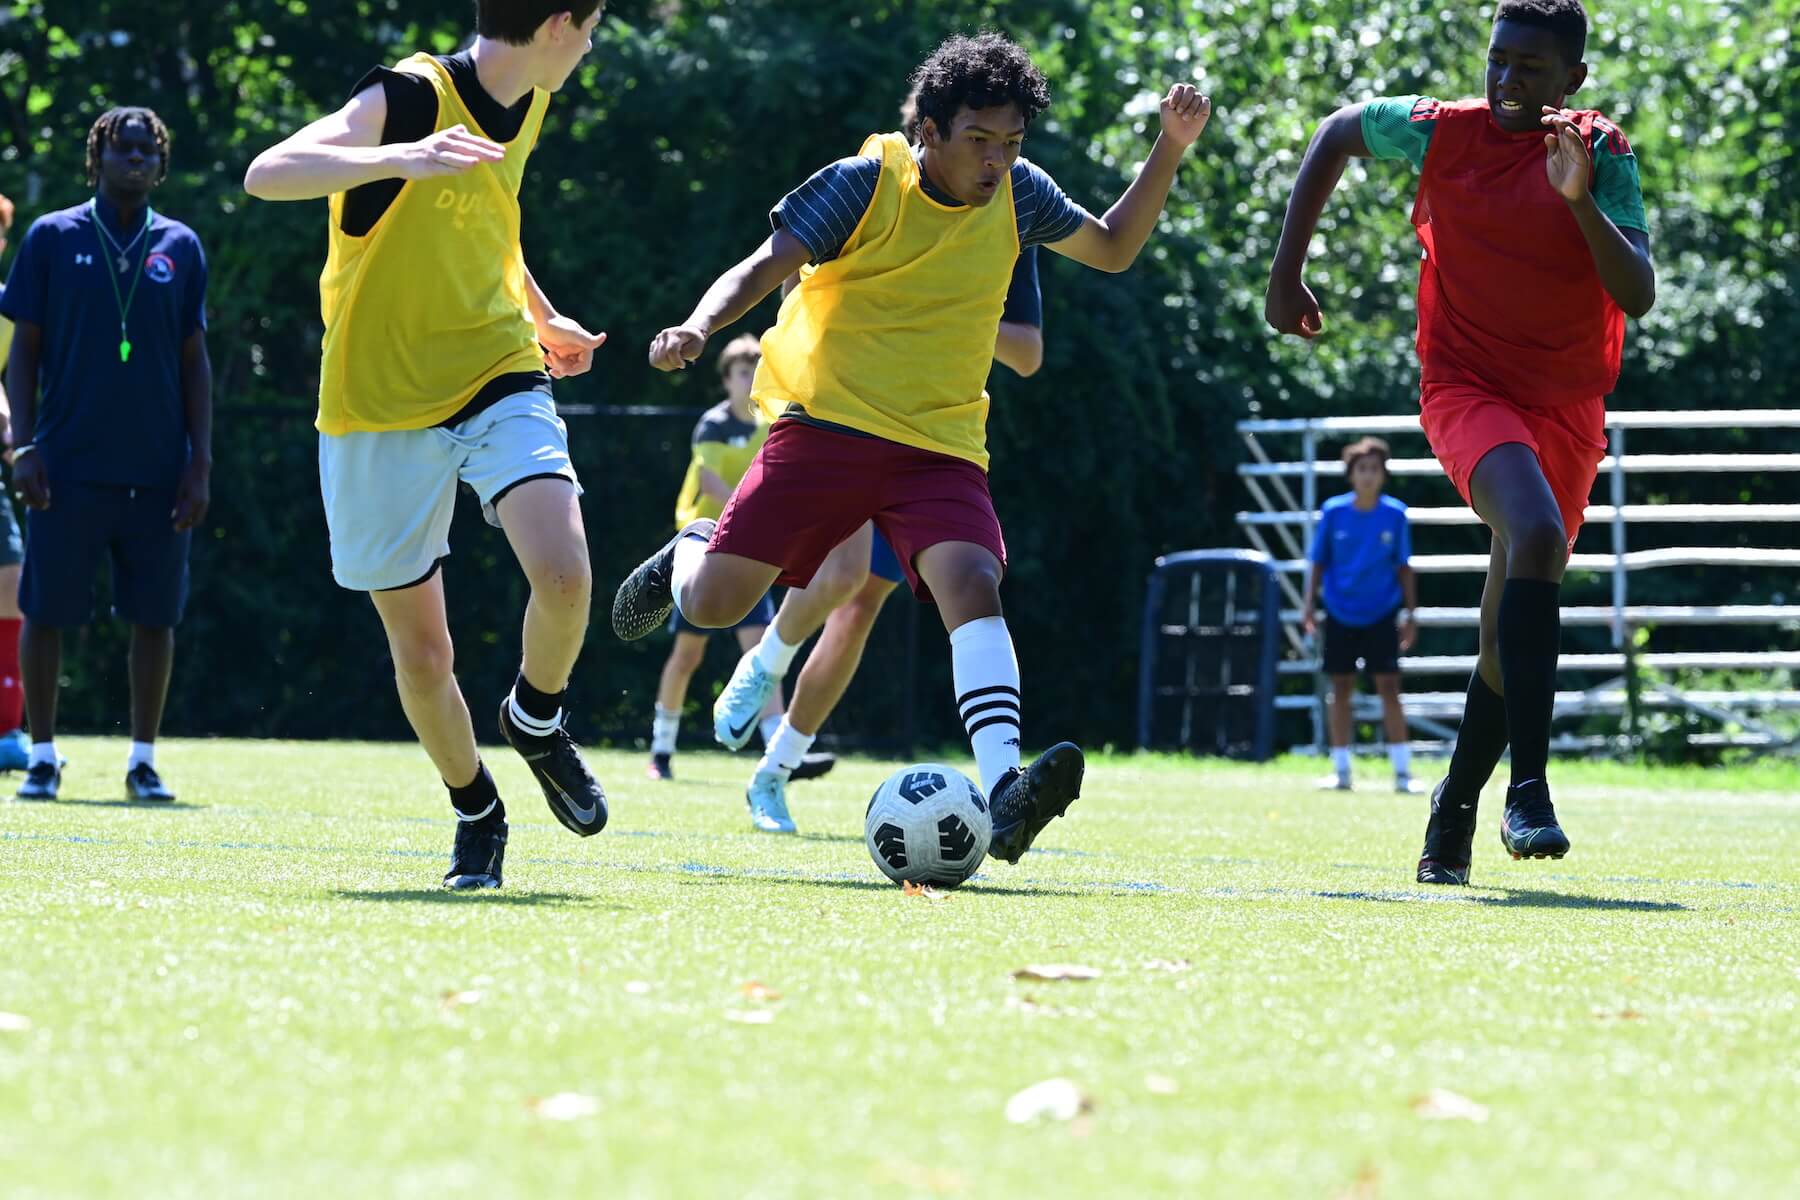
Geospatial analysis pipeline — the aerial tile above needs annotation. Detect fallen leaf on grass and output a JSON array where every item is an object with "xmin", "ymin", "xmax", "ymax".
[
  {"xmin": 440, "ymin": 990, "xmax": 483, "ymax": 1010},
  {"xmin": 1411, "ymin": 1089, "xmax": 1489, "ymax": 1123},
  {"xmin": 901, "ymin": 880, "xmax": 948, "ymax": 900},
  {"xmin": 1012, "ymin": 964, "xmax": 1100, "ymax": 983},
  {"xmin": 1333, "ymin": 1163, "xmax": 1382, "ymax": 1200},
  {"xmin": 1144, "ymin": 1073, "xmax": 1179, "ymax": 1095},
  {"xmin": 1593, "ymin": 1008, "xmax": 1645, "ymax": 1021},
  {"xmin": 1005, "ymin": 1078, "xmax": 1093, "ymax": 1124},
  {"xmin": 739, "ymin": 981, "xmax": 782, "ymax": 1002},
  {"xmin": 724, "ymin": 1008, "xmax": 774, "ymax": 1025},
  {"xmin": 0, "ymin": 1012, "xmax": 31, "ymax": 1033},
  {"xmin": 527, "ymin": 1092, "xmax": 600, "ymax": 1121}
]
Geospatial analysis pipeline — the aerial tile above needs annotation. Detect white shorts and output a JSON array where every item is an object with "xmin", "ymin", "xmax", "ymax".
[{"xmin": 319, "ymin": 390, "xmax": 582, "ymax": 591}]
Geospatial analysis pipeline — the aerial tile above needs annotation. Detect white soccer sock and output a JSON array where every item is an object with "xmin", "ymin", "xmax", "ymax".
[
  {"xmin": 950, "ymin": 616, "xmax": 1021, "ymax": 797},
  {"xmin": 670, "ymin": 532, "xmax": 710, "ymax": 621},
  {"xmin": 507, "ymin": 686, "xmax": 562, "ymax": 739},
  {"xmin": 758, "ymin": 713, "xmax": 783, "ymax": 746},
  {"xmin": 1389, "ymin": 743, "xmax": 1412, "ymax": 779},
  {"xmin": 29, "ymin": 741, "xmax": 57, "ymax": 769},
  {"xmin": 1330, "ymin": 746, "xmax": 1352, "ymax": 778},
  {"xmin": 651, "ymin": 705, "xmax": 680, "ymax": 755},
  {"xmin": 752, "ymin": 625, "xmax": 801, "ymax": 678},
  {"xmin": 756, "ymin": 718, "xmax": 816, "ymax": 778},
  {"xmin": 127, "ymin": 741, "xmax": 156, "ymax": 771}
]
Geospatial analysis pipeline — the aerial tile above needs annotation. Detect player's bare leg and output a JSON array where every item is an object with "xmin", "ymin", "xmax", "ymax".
[
  {"xmin": 1320, "ymin": 672, "xmax": 1356, "ymax": 790},
  {"xmin": 495, "ymin": 478, "xmax": 607, "ymax": 837}
]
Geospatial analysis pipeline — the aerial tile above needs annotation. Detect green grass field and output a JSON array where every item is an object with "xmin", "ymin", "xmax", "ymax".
[{"xmin": 4, "ymin": 738, "xmax": 1796, "ymax": 1198}]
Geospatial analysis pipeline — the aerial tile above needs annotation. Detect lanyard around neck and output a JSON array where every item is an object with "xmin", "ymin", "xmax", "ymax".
[{"xmin": 89, "ymin": 198, "xmax": 153, "ymax": 363}]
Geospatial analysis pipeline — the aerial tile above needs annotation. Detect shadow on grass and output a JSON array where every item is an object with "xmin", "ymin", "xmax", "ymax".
[
  {"xmin": 30, "ymin": 796, "xmax": 206, "ymax": 811},
  {"xmin": 795, "ymin": 832, "xmax": 864, "ymax": 846},
  {"xmin": 676, "ymin": 872, "xmax": 1106, "ymax": 900},
  {"xmin": 333, "ymin": 888, "xmax": 624, "ymax": 909},
  {"xmin": 1314, "ymin": 888, "xmax": 1688, "ymax": 912}
]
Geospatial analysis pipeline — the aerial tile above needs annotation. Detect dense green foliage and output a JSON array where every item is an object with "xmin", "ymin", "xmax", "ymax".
[
  {"xmin": 1, "ymin": 1, "xmax": 1794, "ymax": 748},
  {"xmin": 5, "ymin": 740, "xmax": 1799, "ymax": 1195}
]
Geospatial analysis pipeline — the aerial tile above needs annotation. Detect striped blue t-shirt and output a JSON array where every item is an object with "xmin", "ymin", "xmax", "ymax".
[{"xmin": 773, "ymin": 150, "xmax": 1090, "ymax": 265}]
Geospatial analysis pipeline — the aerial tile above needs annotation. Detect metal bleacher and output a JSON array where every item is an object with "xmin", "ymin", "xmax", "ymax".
[{"xmin": 1234, "ymin": 410, "xmax": 1800, "ymax": 755}]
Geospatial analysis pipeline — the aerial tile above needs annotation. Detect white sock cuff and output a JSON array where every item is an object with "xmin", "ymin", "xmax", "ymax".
[
  {"xmin": 1388, "ymin": 743, "xmax": 1413, "ymax": 775},
  {"xmin": 1330, "ymin": 747, "xmax": 1352, "ymax": 775},
  {"xmin": 455, "ymin": 797, "xmax": 498, "ymax": 823},
  {"xmin": 754, "ymin": 627, "xmax": 801, "ymax": 677},
  {"xmin": 29, "ymin": 741, "xmax": 57, "ymax": 768},
  {"xmin": 127, "ymin": 741, "xmax": 156, "ymax": 770},
  {"xmin": 762, "ymin": 719, "xmax": 817, "ymax": 773},
  {"xmin": 508, "ymin": 690, "xmax": 561, "ymax": 738}
]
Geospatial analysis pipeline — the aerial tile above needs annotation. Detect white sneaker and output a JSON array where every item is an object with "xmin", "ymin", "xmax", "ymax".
[{"xmin": 1316, "ymin": 773, "xmax": 1353, "ymax": 792}]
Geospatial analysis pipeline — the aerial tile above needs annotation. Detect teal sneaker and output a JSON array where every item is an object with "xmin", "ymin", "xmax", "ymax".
[
  {"xmin": 745, "ymin": 768, "xmax": 797, "ymax": 834},
  {"xmin": 713, "ymin": 651, "xmax": 780, "ymax": 751},
  {"xmin": 0, "ymin": 730, "xmax": 28, "ymax": 773}
]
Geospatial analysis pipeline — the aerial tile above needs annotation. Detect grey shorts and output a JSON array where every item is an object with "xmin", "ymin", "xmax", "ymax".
[{"xmin": 319, "ymin": 391, "xmax": 581, "ymax": 591}]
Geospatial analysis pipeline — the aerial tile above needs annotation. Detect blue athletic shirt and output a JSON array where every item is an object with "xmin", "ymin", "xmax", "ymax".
[
  {"xmin": 773, "ymin": 150, "xmax": 1089, "ymax": 265},
  {"xmin": 0, "ymin": 196, "xmax": 207, "ymax": 487},
  {"xmin": 1309, "ymin": 494, "xmax": 1411, "ymax": 627}
]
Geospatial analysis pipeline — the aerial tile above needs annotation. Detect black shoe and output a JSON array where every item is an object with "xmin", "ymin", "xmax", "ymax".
[
  {"xmin": 444, "ymin": 813, "xmax": 508, "ymax": 890},
  {"xmin": 1417, "ymin": 778, "xmax": 1477, "ymax": 885},
  {"xmin": 1500, "ymin": 779, "xmax": 1570, "ymax": 860},
  {"xmin": 499, "ymin": 699, "xmax": 608, "ymax": 837},
  {"xmin": 16, "ymin": 760, "xmax": 60, "ymax": 801},
  {"xmin": 125, "ymin": 762, "xmax": 176, "ymax": 802},
  {"xmin": 646, "ymin": 752, "xmax": 674, "ymax": 781},
  {"xmin": 787, "ymin": 751, "xmax": 837, "ymax": 782},
  {"xmin": 987, "ymin": 742, "xmax": 1085, "ymax": 864},
  {"xmin": 611, "ymin": 518, "xmax": 716, "ymax": 641}
]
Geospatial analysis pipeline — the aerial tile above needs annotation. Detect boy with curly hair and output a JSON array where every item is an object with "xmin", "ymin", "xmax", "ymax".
[{"xmin": 611, "ymin": 32, "xmax": 1210, "ymax": 863}]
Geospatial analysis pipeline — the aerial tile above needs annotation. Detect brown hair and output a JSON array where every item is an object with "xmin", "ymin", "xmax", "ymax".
[
  {"xmin": 717, "ymin": 333, "xmax": 762, "ymax": 377},
  {"xmin": 1341, "ymin": 436, "xmax": 1391, "ymax": 476}
]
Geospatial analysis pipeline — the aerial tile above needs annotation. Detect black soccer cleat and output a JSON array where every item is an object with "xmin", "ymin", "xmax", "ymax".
[
  {"xmin": 444, "ymin": 813, "xmax": 508, "ymax": 890},
  {"xmin": 499, "ymin": 699, "xmax": 609, "ymax": 837},
  {"xmin": 787, "ymin": 751, "xmax": 837, "ymax": 783},
  {"xmin": 611, "ymin": 518, "xmax": 716, "ymax": 641},
  {"xmin": 125, "ymin": 762, "xmax": 176, "ymax": 803},
  {"xmin": 1500, "ymin": 779, "xmax": 1570, "ymax": 860},
  {"xmin": 646, "ymin": 752, "xmax": 674, "ymax": 782},
  {"xmin": 16, "ymin": 760, "xmax": 61, "ymax": 801},
  {"xmin": 987, "ymin": 742, "xmax": 1086, "ymax": 864},
  {"xmin": 1417, "ymin": 778, "xmax": 1477, "ymax": 886}
]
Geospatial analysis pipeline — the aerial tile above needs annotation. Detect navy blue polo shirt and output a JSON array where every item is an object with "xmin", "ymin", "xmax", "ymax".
[
  {"xmin": 0, "ymin": 196, "xmax": 207, "ymax": 488},
  {"xmin": 1309, "ymin": 493, "xmax": 1412, "ymax": 627}
]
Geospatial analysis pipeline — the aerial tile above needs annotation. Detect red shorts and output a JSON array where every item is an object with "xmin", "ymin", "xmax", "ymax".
[
  {"xmin": 1418, "ymin": 383, "xmax": 1607, "ymax": 546},
  {"xmin": 710, "ymin": 418, "xmax": 1006, "ymax": 602}
]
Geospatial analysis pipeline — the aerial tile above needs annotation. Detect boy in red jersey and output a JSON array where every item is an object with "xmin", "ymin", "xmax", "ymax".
[{"xmin": 1265, "ymin": 0, "xmax": 1654, "ymax": 885}]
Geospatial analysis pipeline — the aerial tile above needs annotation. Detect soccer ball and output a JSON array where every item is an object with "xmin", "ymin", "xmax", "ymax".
[{"xmin": 864, "ymin": 763, "xmax": 992, "ymax": 888}]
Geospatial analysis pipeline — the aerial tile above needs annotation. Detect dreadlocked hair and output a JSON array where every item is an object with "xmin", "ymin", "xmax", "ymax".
[{"xmin": 86, "ymin": 107, "xmax": 171, "ymax": 188}]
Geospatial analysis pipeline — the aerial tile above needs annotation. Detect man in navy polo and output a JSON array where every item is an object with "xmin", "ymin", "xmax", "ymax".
[{"xmin": 0, "ymin": 107, "xmax": 213, "ymax": 803}]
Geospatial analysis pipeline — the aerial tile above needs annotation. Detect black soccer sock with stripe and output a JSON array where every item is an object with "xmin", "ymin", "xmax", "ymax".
[
  {"xmin": 447, "ymin": 761, "xmax": 505, "ymax": 823},
  {"xmin": 508, "ymin": 671, "xmax": 565, "ymax": 740},
  {"xmin": 1442, "ymin": 671, "xmax": 1509, "ymax": 803},
  {"xmin": 1498, "ymin": 579, "xmax": 1562, "ymax": 789},
  {"xmin": 950, "ymin": 616, "xmax": 1022, "ymax": 797}
]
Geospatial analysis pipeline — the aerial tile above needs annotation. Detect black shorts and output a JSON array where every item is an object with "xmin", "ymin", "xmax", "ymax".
[
  {"xmin": 20, "ymin": 482, "xmax": 191, "ymax": 628},
  {"xmin": 1322, "ymin": 609, "xmax": 1400, "ymax": 676}
]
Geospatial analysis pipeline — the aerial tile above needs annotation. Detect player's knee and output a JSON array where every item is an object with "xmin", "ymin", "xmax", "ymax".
[
  {"xmin": 812, "ymin": 554, "xmax": 870, "ymax": 607},
  {"xmin": 391, "ymin": 632, "xmax": 455, "ymax": 689},
  {"xmin": 1507, "ymin": 513, "xmax": 1569, "ymax": 576},
  {"xmin": 678, "ymin": 585, "xmax": 743, "ymax": 629},
  {"xmin": 529, "ymin": 552, "xmax": 592, "ymax": 609}
]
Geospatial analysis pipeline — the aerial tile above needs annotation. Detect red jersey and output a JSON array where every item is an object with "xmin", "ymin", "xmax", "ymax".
[{"xmin": 1410, "ymin": 99, "xmax": 1629, "ymax": 404}]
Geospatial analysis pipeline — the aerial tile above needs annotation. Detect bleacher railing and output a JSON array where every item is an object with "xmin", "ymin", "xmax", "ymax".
[{"xmin": 1234, "ymin": 410, "xmax": 1800, "ymax": 754}]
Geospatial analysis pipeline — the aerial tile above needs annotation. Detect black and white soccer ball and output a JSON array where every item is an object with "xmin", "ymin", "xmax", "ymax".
[{"xmin": 864, "ymin": 763, "xmax": 992, "ymax": 887}]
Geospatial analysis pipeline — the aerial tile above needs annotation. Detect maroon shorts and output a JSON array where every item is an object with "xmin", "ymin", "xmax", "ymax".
[
  {"xmin": 710, "ymin": 418, "xmax": 1006, "ymax": 602},
  {"xmin": 1419, "ymin": 382, "xmax": 1607, "ymax": 547}
]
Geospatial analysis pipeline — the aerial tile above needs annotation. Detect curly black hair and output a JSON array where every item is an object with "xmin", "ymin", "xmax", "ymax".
[
  {"xmin": 86, "ymin": 107, "xmax": 171, "ymax": 188},
  {"xmin": 907, "ymin": 32, "xmax": 1051, "ymax": 143},
  {"xmin": 1495, "ymin": 0, "xmax": 1587, "ymax": 64}
]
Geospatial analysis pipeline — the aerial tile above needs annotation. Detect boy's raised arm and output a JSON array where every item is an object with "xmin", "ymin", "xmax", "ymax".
[
  {"xmin": 648, "ymin": 230, "xmax": 813, "ymax": 372},
  {"xmin": 243, "ymin": 85, "xmax": 505, "ymax": 202},
  {"xmin": 1048, "ymin": 84, "xmax": 1210, "ymax": 274},
  {"xmin": 1264, "ymin": 103, "xmax": 1374, "ymax": 339}
]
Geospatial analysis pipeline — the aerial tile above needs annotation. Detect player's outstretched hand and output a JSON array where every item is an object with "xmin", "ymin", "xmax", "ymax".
[
  {"xmin": 396, "ymin": 124, "xmax": 507, "ymax": 179},
  {"xmin": 1541, "ymin": 108, "xmax": 1591, "ymax": 203},
  {"xmin": 538, "ymin": 315, "xmax": 607, "ymax": 378},
  {"xmin": 649, "ymin": 326, "xmax": 707, "ymax": 372},
  {"xmin": 1264, "ymin": 273, "xmax": 1324, "ymax": 339},
  {"xmin": 1160, "ymin": 84, "xmax": 1212, "ymax": 148}
]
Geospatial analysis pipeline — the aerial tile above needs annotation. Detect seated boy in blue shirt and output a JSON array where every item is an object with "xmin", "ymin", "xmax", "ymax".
[{"xmin": 1304, "ymin": 438, "xmax": 1419, "ymax": 792}]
